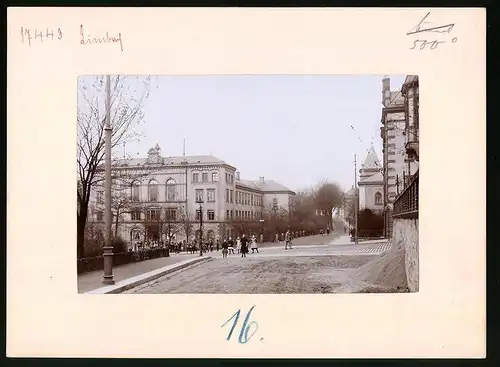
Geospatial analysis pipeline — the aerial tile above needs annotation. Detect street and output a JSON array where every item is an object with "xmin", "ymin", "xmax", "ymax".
[{"xmin": 124, "ymin": 236, "xmax": 391, "ymax": 294}]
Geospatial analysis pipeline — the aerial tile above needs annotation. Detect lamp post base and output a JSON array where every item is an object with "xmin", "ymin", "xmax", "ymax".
[
  {"xmin": 102, "ymin": 276, "xmax": 115, "ymax": 285},
  {"xmin": 102, "ymin": 246, "xmax": 115, "ymax": 285}
]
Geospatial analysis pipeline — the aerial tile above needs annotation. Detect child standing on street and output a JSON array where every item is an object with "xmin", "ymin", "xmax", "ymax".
[{"xmin": 250, "ymin": 235, "xmax": 259, "ymax": 253}]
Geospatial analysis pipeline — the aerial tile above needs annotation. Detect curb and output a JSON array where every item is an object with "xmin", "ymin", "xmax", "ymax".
[{"xmin": 85, "ymin": 256, "xmax": 212, "ymax": 294}]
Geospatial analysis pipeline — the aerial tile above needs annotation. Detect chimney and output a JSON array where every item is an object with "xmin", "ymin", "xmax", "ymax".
[
  {"xmin": 382, "ymin": 76, "xmax": 391, "ymax": 107},
  {"xmin": 259, "ymin": 176, "xmax": 265, "ymax": 184},
  {"xmin": 236, "ymin": 171, "xmax": 240, "ymax": 181}
]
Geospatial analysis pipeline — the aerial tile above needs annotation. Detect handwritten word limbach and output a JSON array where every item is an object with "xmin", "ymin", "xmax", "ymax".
[
  {"xmin": 80, "ymin": 25, "xmax": 124, "ymax": 52},
  {"xmin": 407, "ymin": 12, "xmax": 458, "ymax": 51},
  {"xmin": 20, "ymin": 27, "xmax": 63, "ymax": 47}
]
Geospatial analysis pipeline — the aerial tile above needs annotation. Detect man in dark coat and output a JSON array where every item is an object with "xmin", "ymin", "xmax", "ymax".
[{"xmin": 240, "ymin": 234, "xmax": 249, "ymax": 257}]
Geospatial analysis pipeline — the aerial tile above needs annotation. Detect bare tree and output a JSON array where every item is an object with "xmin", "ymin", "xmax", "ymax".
[
  {"xmin": 178, "ymin": 208, "xmax": 195, "ymax": 243},
  {"xmin": 76, "ymin": 75, "xmax": 156, "ymax": 258},
  {"xmin": 161, "ymin": 207, "xmax": 183, "ymax": 246},
  {"xmin": 313, "ymin": 181, "xmax": 344, "ymax": 230}
]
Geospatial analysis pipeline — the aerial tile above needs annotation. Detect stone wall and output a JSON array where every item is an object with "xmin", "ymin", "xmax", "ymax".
[{"xmin": 392, "ymin": 218, "xmax": 419, "ymax": 292}]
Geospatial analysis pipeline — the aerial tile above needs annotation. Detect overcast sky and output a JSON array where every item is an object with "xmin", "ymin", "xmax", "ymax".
[{"xmin": 80, "ymin": 74, "xmax": 405, "ymax": 192}]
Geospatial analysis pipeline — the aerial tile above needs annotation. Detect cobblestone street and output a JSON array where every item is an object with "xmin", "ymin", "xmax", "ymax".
[{"xmin": 124, "ymin": 238, "xmax": 390, "ymax": 294}]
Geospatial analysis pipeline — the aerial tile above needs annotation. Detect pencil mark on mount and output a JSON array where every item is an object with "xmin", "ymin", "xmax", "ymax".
[
  {"xmin": 406, "ymin": 12, "xmax": 457, "ymax": 51},
  {"xmin": 80, "ymin": 24, "xmax": 124, "ymax": 51},
  {"xmin": 406, "ymin": 12, "xmax": 455, "ymax": 36}
]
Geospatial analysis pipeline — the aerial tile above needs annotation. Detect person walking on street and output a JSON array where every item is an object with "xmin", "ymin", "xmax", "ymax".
[
  {"xmin": 221, "ymin": 240, "xmax": 228, "ymax": 258},
  {"xmin": 240, "ymin": 234, "xmax": 249, "ymax": 257},
  {"xmin": 250, "ymin": 234, "xmax": 259, "ymax": 253},
  {"xmin": 216, "ymin": 239, "xmax": 220, "ymax": 251},
  {"xmin": 285, "ymin": 230, "xmax": 293, "ymax": 250}
]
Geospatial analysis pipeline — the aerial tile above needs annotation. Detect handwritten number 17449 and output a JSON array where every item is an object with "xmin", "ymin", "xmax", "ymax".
[{"xmin": 222, "ymin": 306, "xmax": 259, "ymax": 344}]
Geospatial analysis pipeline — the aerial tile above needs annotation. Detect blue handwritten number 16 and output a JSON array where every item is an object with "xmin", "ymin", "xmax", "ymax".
[{"xmin": 222, "ymin": 306, "xmax": 259, "ymax": 344}]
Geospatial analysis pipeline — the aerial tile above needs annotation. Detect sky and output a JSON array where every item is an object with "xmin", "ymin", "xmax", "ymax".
[{"xmin": 79, "ymin": 75, "xmax": 405, "ymax": 192}]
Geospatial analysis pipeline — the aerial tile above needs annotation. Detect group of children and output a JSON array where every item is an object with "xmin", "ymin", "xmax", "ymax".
[{"xmin": 221, "ymin": 234, "xmax": 259, "ymax": 258}]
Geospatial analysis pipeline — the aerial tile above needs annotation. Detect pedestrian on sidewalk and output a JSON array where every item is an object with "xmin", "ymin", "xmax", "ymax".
[
  {"xmin": 221, "ymin": 240, "xmax": 228, "ymax": 258},
  {"xmin": 285, "ymin": 230, "xmax": 293, "ymax": 250},
  {"xmin": 250, "ymin": 235, "xmax": 259, "ymax": 253},
  {"xmin": 216, "ymin": 239, "xmax": 220, "ymax": 251},
  {"xmin": 240, "ymin": 234, "xmax": 249, "ymax": 257}
]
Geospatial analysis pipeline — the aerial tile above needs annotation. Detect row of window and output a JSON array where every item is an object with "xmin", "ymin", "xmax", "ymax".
[
  {"xmin": 225, "ymin": 172, "xmax": 234, "ymax": 184},
  {"xmin": 95, "ymin": 208, "xmax": 218, "ymax": 222},
  {"xmin": 235, "ymin": 190, "xmax": 262, "ymax": 206},
  {"xmin": 225, "ymin": 209, "xmax": 262, "ymax": 221},
  {"xmin": 128, "ymin": 179, "xmax": 180, "ymax": 202},
  {"xmin": 192, "ymin": 172, "xmax": 219, "ymax": 183},
  {"xmin": 225, "ymin": 189, "xmax": 262, "ymax": 206},
  {"xmin": 195, "ymin": 188, "xmax": 216, "ymax": 203}
]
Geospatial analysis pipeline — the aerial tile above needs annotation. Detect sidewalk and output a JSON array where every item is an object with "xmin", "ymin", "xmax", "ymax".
[
  {"xmin": 78, "ymin": 253, "xmax": 201, "ymax": 293},
  {"xmin": 328, "ymin": 235, "xmax": 389, "ymax": 246},
  {"xmin": 258, "ymin": 233, "xmax": 340, "ymax": 249}
]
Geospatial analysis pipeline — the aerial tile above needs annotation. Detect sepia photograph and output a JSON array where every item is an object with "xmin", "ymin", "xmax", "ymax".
[{"xmin": 77, "ymin": 74, "xmax": 420, "ymax": 294}]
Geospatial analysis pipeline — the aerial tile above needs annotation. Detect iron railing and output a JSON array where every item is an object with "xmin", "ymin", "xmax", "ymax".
[{"xmin": 393, "ymin": 170, "xmax": 419, "ymax": 219}]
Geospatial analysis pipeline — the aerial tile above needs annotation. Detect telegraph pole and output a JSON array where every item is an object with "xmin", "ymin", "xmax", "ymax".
[
  {"xmin": 102, "ymin": 75, "xmax": 115, "ymax": 285},
  {"xmin": 354, "ymin": 154, "xmax": 359, "ymax": 244}
]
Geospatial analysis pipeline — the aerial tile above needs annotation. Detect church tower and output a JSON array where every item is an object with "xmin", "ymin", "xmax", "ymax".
[{"xmin": 358, "ymin": 144, "xmax": 384, "ymax": 212}]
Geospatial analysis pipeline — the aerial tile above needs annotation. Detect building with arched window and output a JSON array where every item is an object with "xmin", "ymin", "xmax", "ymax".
[{"xmin": 89, "ymin": 143, "xmax": 295, "ymax": 249}]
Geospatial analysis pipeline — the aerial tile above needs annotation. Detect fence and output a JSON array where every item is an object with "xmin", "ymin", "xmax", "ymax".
[
  {"xmin": 393, "ymin": 170, "xmax": 419, "ymax": 219},
  {"xmin": 77, "ymin": 248, "xmax": 170, "ymax": 274}
]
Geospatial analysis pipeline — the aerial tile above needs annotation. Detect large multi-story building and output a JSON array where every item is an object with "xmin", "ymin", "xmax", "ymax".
[
  {"xmin": 380, "ymin": 75, "xmax": 419, "ymax": 237},
  {"xmin": 88, "ymin": 144, "xmax": 295, "ymax": 249}
]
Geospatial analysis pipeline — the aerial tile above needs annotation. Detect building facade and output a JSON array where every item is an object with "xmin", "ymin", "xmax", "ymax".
[
  {"xmin": 358, "ymin": 144, "xmax": 384, "ymax": 212},
  {"xmin": 88, "ymin": 144, "xmax": 295, "ymax": 249},
  {"xmin": 380, "ymin": 76, "xmax": 419, "ymax": 237}
]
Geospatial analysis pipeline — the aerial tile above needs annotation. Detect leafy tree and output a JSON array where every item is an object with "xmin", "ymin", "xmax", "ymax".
[{"xmin": 313, "ymin": 181, "xmax": 344, "ymax": 230}]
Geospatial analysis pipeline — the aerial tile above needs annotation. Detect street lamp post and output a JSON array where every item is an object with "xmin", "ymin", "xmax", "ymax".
[
  {"xmin": 197, "ymin": 199, "xmax": 204, "ymax": 256},
  {"xmin": 259, "ymin": 219, "xmax": 264, "ymax": 242},
  {"xmin": 102, "ymin": 74, "xmax": 114, "ymax": 285}
]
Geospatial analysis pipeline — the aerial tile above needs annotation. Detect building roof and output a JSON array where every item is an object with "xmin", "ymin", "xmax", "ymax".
[
  {"xmin": 361, "ymin": 144, "xmax": 382, "ymax": 170},
  {"xmin": 236, "ymin": 179, "xmax": 261, "ymax": 191},
  {"xmin": 401, "ymin": 75, "xmax": 419, "ymax": 94},
  {"xmin": 249, "ymin": 179, "xmax": 293, "ymax": 193},
  {"xmin": 115, "ymin": 154, "xmax": 228, "ymax": 167},
  {"xmin": 388, "ymin": 90, "xmax": 404, "ymax": 107},
  {"xmin": 359, "ymin": 171, "xmax": 383, "ymax": 183},
  {"xmin": 345, "ymin": 186, "xmax": 355, "ymax": 196}
]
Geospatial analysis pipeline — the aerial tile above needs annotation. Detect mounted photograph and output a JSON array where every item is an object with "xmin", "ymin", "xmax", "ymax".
[{"xmin": 76, "ymin": 74, "xmax": 420, "ymax": 294}]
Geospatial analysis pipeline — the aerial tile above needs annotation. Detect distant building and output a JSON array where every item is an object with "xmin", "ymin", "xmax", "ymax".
[
  {"xmin": 358, "ymin": 144, "xmax": 384, "ymax": 213},
  {"xmin": 89, "ymin": 144, "xmax": 295, "ymax": 249}
]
